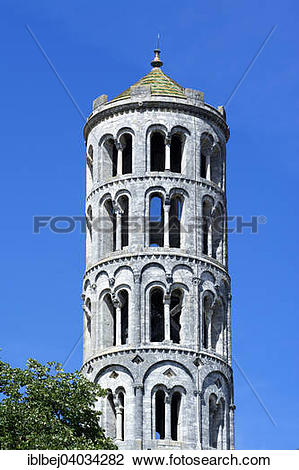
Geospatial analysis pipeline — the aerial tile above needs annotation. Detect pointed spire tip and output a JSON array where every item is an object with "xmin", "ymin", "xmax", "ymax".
[{"xmin": 151, "ymin": 37, "xmax": 163, "ymax": 68}]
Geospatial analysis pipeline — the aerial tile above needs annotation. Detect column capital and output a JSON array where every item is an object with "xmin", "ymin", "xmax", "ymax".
[
  {"xmin": 133, "ymin": 271, "xmax": 141, "ymax": 283},
  {"xmin": 112, "ymin": 292, "xmax": 122, "ymax": 309},
  {"xmin": 114, "ymin": 140, "xmax": 123, "ymax": 151},
  {"xmin": 192, "ymin": 277, "xmax": 201, "ymax": 286},
  {"xmin": 134, "ymin": 383, "xmax": 144, "ymax": 392}
]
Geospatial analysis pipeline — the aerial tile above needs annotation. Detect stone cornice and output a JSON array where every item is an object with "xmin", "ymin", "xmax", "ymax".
[
  {"xmin": 84, "ymin": 251, "xmax": 230, "ymax": 281},
  {"xmin": 81, "ymin": 346, "xmax": 232, "ymax": 375},
  {"xmin": 86, "ymin": 174, "xmax": 225, "ymax": 203},
  {"xmin": 83, "ymin": 100, "xmax": 230, "ymax": 143}
]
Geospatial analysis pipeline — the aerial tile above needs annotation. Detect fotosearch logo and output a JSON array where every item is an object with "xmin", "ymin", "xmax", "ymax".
[{"xmin": 33, "ymin": 215, "xmax": 267, "ymax": 234}]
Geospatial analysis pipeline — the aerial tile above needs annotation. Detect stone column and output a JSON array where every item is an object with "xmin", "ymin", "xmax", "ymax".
[
  {"xmin": 113, "ymin": 296, "xmax": 122, "ymax": 346},
  {"xmin": 115, "ymin": 405, "xmax": 124, "ymax": 440},
  {"xmin": 206, "ymin": 153, "xmax": 211, "ymax": 180},
  {"xmin": 164, "ymin": 294, "xmax": 171, "ymax": 342},
  {"xmin": 193, "ymin": 278, "xmax": 200, "ymax": 350},
  {"xmin": 165, "ymin": 394, "xmax": 171, "ymax": 440},
  {"xmin": 134, "ymin": 384, "xmax": 144, "ymax": 448},
  {"xmin": 113, "ymin": 201, "xmax": 123, "ymax": 251},
  {"xmin": 133, "ymin": 272, "xmax": 141, "ymax": 344},
  {"xmin": 116, "ymin": 142, "xmax": 123, "ymax": 176},
  {"xmin": 164, "ymin": 200, "xmax": 171, "ymax": 248},
  {"xmin": 165, "ymin": 136, "xmax": 171, "ymax": 171}
]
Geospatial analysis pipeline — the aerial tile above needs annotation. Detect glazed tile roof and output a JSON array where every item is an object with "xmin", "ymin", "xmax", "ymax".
[{"xmin": 110, "ymin": 67, "xmax": 186, "ymax": 103}]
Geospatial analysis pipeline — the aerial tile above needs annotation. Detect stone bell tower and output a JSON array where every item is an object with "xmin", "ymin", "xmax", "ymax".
[{"xmin": 82, "ymin": 48, "xmax": 235, "ymax": 450}]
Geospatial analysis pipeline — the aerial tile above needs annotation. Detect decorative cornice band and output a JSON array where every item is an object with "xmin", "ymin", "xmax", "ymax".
[
  {"xmin": 83, "ymin": 100, "xmax": 230, "ymax": 142},
  {"xmin": 86, "ymin": 174, "xmax": 225, "ymax": 203},
  {"xmin": 81, "ymin": 346, "xmax": 232, "ymax": 374},
  {"xmin": 84, "ymin": 251, "xmax": 230, "ymax": 281}
]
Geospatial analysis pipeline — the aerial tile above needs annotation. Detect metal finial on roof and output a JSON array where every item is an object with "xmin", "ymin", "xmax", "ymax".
[{"xmin": 151, "ymin": 34, "xmax": 163, "ymax": 68}]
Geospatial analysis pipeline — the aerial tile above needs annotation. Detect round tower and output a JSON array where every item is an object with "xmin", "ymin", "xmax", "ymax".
[{"xmin": 82, "ymin": 49, "xmax": 235, "ymax": 450}]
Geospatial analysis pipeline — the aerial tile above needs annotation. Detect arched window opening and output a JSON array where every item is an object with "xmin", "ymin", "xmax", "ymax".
[
  {"xmin": 210, "ymin": 146, "xmax": 222, "ymax": 187},
  {"xmin": 103, "ymin": 199, "xmax": 116, "ymax": 253},
  {"xmin": 169, "ymin": 196, "xmax": 182, "ymax": 248},
  {"xmin": 103, "ymin": 138, "xmax": 117, "ymax": 178},
  {"xmin": 211, "ymin": 302, "xmax": 224, "ymax": 354},
  {"xmin": 212, "ymin": 206, "xmax": 224, "ymax": 262},
  {"xmin": 87, "ymin": 206, "xmax": 93, "ymax": 240},
  {"xmin": 121, "ymin": 134, "xmax": 132, "ymax": 175},
  {"xmin": 170, "ymin": 134, "xmax": 182, "ymax": 173},
  {"xmin": 151, "ymin": 132, "xmax": 165, "ymax": 171},
  {"xmin": 171, "ymin": 392, "xmax": 182, "ymax": 441},
  {"xmin": 149, "ymin": 195, "xmax": 164, "ymax": 247},
  {"xmin": 200, "ymin": 153, "xmax": 207, "ymax": 178},
  {"xmin": 119, "ymin": 196, "xmax": 129, "ymax": 249},
  {"xmin": 202, "ymin": 199, "xmax": 213, "ymax": 256},
  {"xmin": 155, "ymin": 390, "xmax": 165, "ymax": 439},
  {"xmin": 102, "ymin": 293, "xmax": 116, "ymax": 348},
  {"xmin": 85, "ymin": 298, "xmax": 91, "ymax": 337},
  {"xmin": 209, "ymin": 394, "xmax": 224, "ymax": 449},
  {"xmin": 119, "ymin": 290, "xmax": 129, "ymax": 345},
  {"xmin": 87, "ymin": 145, "xmax": 93, "ymax": 186},
  {"xmin": 170, "ymin": 289, "xmax": 183, "ymax": 344},
  {"xmin": 150, "ymin": 288, "xmax": 164, "ymax": 342},
  {"xmin": 106, "ymin": 391, "xmax": 116, "ymax": 439},
  {"xmin": 209, "ymin": 394, "xmax": 217, "ymax": 448},
  {"xmin": 203, "ymin": 293, "xmax": 213, "ymax": 349}
]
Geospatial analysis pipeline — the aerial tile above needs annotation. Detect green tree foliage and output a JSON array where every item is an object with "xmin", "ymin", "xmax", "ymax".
[{"xmin": 0, "ymin": 358, "xmax": 116, "ymax": 450}]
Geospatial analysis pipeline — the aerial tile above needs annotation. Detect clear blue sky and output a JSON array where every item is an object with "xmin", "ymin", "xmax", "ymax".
[{"xmin": 1, "ymin": 0, "xmax": 298, "ymax": 450}]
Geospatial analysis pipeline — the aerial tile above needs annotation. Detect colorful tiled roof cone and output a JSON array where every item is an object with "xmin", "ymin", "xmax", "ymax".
[{"xmin": 110, "ymin": 48, "xmax": 186, "ymax": 103}]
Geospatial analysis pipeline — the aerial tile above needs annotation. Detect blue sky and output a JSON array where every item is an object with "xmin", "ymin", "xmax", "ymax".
[{"xmin": 1, "ymin": 0, "xmax": 298, "ymax": 450}]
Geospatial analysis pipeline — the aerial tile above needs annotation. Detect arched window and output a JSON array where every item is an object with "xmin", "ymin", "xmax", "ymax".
[
  {"xmin": 106, "ymin": 391, "xmax": 116, "ymax": 439},
  {"xmin": 210, "ymin": 145, "xmax": 222, "ymax": 187},
  {"xmin": 202, "ymin": 198, "xmax": 213, "ymax": 256},
  {"xmin": 155, "ymin": 390, "xmax": 165, "ymax": 439},
  {"xmin": 151, "ymin": 132, "xmax": 165, "ymax": 171},
  {"xmin": 211, "ymin": 301, "xmax": 224, "ymax": 354},
  {"xmin": 209, "ymin": 394, "xmax": 225, "ymax": 449},
  {"xmin": 212, "ymin": 204, "xmax": 224, "ymax": 262},
  {"xmin": 119, "ymin": 290, "xmax": 129, "ymax": 345},
  {"xmin": 103, "ymin": 199, "xmax": 116, "ymax": 254},
  {"xmin": 170, "ymin": 134, "xmax": 182, "ymax": 173},
  {"xmin": 150, "ymin": 288, "xmax": 164, "ymax": 342},
  {"xmin": 103, "ymin": 138, "xmax": 117, "ymax": 178},
  {"xmin": 85, "ymin": 298, "xmax": 91, "ymax": 337},
  {"xmin": 203, "ymin": 292, "xmax": 213, "ymax": 349},
  {"xmin": 170, "ymin": 289, "xmax": 183, "ymax": 344},
  {"xmin": 120, "ymin": 133, "xmax": 132, "ymax": 175},
  {"xmin": 86, "ymin": 206, "xmax": 93, "ymax": 265},
  {"xmin": 169, "ymin": 196, "xmax": 182, "ymax": 248},
  {"xmin": 87, "ymin": 206, "xmax": 92, "ymax": 240},
  {"xmin": 118, "ymin": 195, "xmax": 129, "ymax": 249},
  {"xmin": 171, "ymin": 392, "xmax": 182, "ymax": 441},
  {"xmin": 102, "ymin": 293, "xmax": 116, "ymax": 348},
  {"xmin": 149, "ymin": 194, "xmax": 164, "ymax": 247},
  {"xmin": 87, "ymin": 145, "xmax": 93, "ymax": 190}
]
